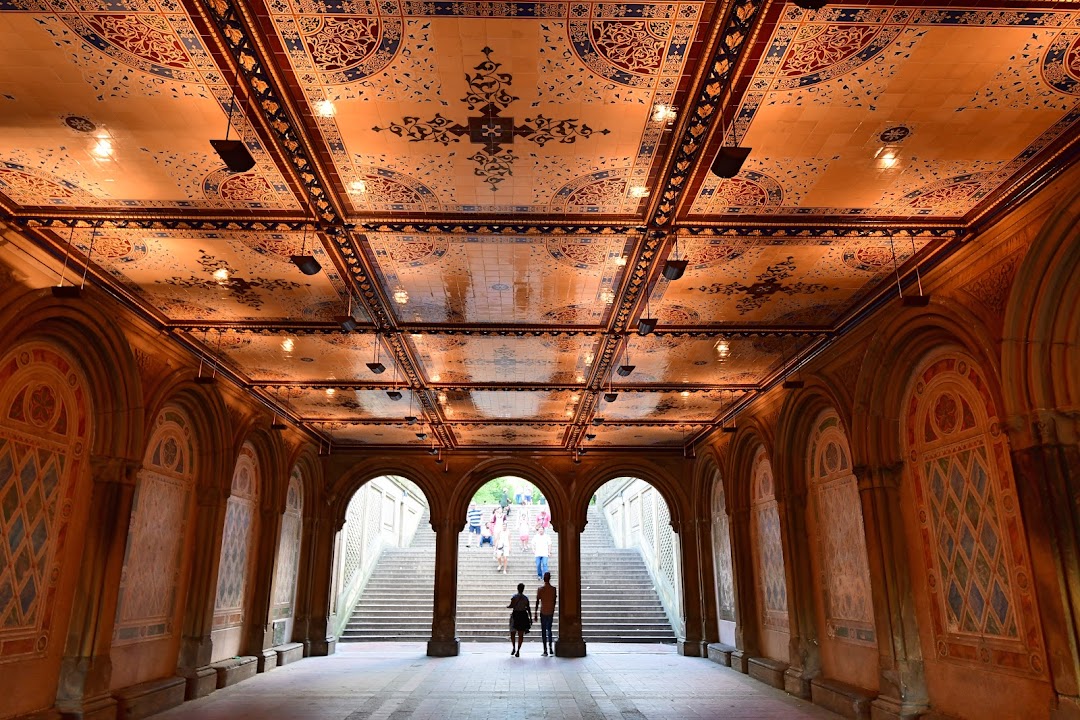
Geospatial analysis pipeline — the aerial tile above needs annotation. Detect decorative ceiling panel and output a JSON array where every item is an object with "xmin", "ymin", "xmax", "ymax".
[
  {"xmin": 61, "ymin": 227, "xmax": 352, "ymax": 322},
  {"xmin": 598, "ymin": 390, "xmax": 725, "ymax": 422},
  {"xmin": 0, "ymin": 1, "xmax": 300, "ymax": 211},
  {"xmin": 620, "ymin": 335, "xmax": 811, "ymax": 386},
  {"xmin": 652, "ymin": 234, "xmax": 929, "ymax": 325},
  {"xmin": 281, "ymin": 386, "xmax": 416, "ymax": 420},
  {"xmin": 211, "ymin": 331, "xmax": 394, "ymax": 382},
  {"xmin": 321, "ymin": 422, "xmax": 428, "ymax": 446},
  {"xmin": 589, "ymin": 423, "xmax": 701, "ymax": 447},
  {"xmin": 266, "ymin": 2, "xmax": 704, "ymax": 213},
  {"xmin": 451, "ymin": 424, "xmax": 564, "ymax": 447},
  {"xmin": 410, "ymin": 334, "xmax": 601, "ymax": 384},
  {"xmin": 688, "ymin": 7, "xmax": 1080, "ymax": 219},
  {"xmin": 365, "ymin": 232, "xmax": 631, "ymax": 324},
  {"xmin": 435, "ymin": 389, "xmax": 578, "ymax": 422}
]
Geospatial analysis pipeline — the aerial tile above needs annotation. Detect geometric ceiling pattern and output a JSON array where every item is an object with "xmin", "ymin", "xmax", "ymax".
[{"xmin": 2, "ymin": 0, "xmax": 1078, "ymax": 452}]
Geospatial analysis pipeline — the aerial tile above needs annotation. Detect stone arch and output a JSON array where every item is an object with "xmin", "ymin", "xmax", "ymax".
[
  {"xmin": 454, "ymin": 458, "xmax": 565, "ymax": 533},
  {"xmin": 0, "ymin": 340, "xmax": 95, "ymax": 717},
  {"xmin": 898, "ymin": 347, "xmax": 1052, "ymax": 718},
  {"xmin": 574, "ymin": 460, "xmax": 684, "ymax": 535},
  {"xmin": 268, "ymin": 465, "xmax": 305, "ymax": 643},
  {"xmin": 747, "ymin": 443, "xmax": 789, "ymax": 663},
  {"xmin": 1001, "ymin": 182, "xmax": 1080, "ymax": 416},
  {"xmin": 853, "ymin": 306, "xmax": 1001, "ymax": 468},
  {"xmin": 331, "ymin": 461, "xmax": 440, "ymax": 531},
  {"xmin": 143, "ymin": 381, "xmax": 233, "ymax": 493},
  {"xmin": 109, "ymin": 403, "xmax": 199, "ymax": 690},
  {"xmin": 705, "ymin": 454, "xmax": 737, "ymax": 641},
  {"xmin": 0, "ymin": 292, "xmax": 143, "ymax": 461},
  {"xmin": 725, "ymin": 417, "xmax": 774, "ymax": 513}
]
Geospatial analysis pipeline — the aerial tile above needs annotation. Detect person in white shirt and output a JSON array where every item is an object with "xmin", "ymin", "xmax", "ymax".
[{"xmin": 532, "ymin": 526, "xmax": 551, "ymax": 581}]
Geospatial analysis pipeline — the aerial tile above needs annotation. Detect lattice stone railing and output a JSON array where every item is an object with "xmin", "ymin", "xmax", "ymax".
[
  {"xmin": 331, "ymin": 475, "xmax": 426, "ymax": 636},
  {"xmin": 596, "ymin": 478, "xmax": 683, "ymax": 637}
]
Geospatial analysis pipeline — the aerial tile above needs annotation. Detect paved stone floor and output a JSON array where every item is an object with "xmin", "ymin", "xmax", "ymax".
[{"xmin": 155, "ymin": 643, "xmax": 840, "ymax": 719}]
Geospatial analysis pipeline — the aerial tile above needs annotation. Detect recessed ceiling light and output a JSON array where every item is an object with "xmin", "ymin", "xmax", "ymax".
[
  {"xmin": 575, "ymin": 375, "xmax": 585, "ymax": 384},
  {"xmin": 90, "ymin": 138, "xmax": 113, "ymax": 159},
  {"xmin": 212, "ymin": 267, "xmax": 229, "ymax": 283},
  {"xmin": 599, "ymin": 288, "xmax": 615, "ymax": 304},
  {"xmin": 615, "ymin": 256, "xmax": 627, "ymax": 267},
  {"xmin": 629, "ymin": 186, "xmax": 650, "ymax": 198},
  {"xmin": 584, "ymin": 353, "xmax": 594, "ymax": 366},
  {"xmin": 393, "ymin": 289, "xmax": 409, "ymax": 304},
  {"xmin": 325, "ymin": 388, "xmax": 336, "ymax": 397},
  {"xmin": 315, "ymin": 100, "xmax": 336, "ymax": 117},
  {"xmin": 714, "ymin": 338, "xmax": 730, "ymax": 359},
  {"xmin": 651, "ymin": 103, "xmax": 677, "ymax": 124},
  {"xmin": 681, "ymin": 390, "xmax": 691, "ymax": 398},
  {"xmin": 431, "ymin": 374, "xmax": 441, "ymax": 382},
  {"xmin": 438, "ymin": 393, "xmax": 447, "ymax": 404},
  {"xmin": 565, "ymin": 409, "xmax": 574, "ymax": 417},
  {"xmin": 281, "ymin": 337, "xmax": 295, "ymax": 353},
  {"xmin": 350, "ymin": 179, "xmax": 367, "ymax": 193}
]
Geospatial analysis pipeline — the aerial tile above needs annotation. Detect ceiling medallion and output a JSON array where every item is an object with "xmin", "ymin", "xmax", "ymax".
[
  {"xmin": 879, "ymin": 125, "xmax": 911, "ymax": 144},
  {"xmin": 64, "ymin": 115, "xmax": 97, "ymax": 133},
  {"xmin": 372, "ymin": 47, "xmax": 610, "ymax": 191}
]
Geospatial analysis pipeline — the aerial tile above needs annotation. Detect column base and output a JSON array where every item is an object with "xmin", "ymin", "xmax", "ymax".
[
  {"xmin": 426, "ymin": 639, "xmax": 460, "ymax": 657},
  {"xmin": 677, "ymin": 639, "xmax": 707, "ymax": 658},
  {"xmin": 706, "ymin": 643, "xmax": 735, "ymax": 667},
  {"xmin": 1052, "ymin": 694, "xmax": 1080, "ymax": 720},
  {"xmin": 56, "ymin": 694, "xmax": 116, "ymax": 720},
  {"xmin": 870, "ymin": 695, "xmax": 928, "ymax": 720},
  {"xmin": 784, "ymin": 666, "xmax": 813, "ymax": 699},
  {"xmin": 180, "ymin": 667, "xmax": 217, "ymax": 701},
  {"xmin": 555, "ymin": 639, "xmax": 586, "ymax": 658},
  {"xmin": 730, "ymin": 649, "xmax": 750, "ymax": 674},
  {"xmin": 257, "ymin": 649, "xmax": 278, "ymax": 673},
  {"xmin": 306, "ymin": 635, "xmax": 336, "ymax": 657}
]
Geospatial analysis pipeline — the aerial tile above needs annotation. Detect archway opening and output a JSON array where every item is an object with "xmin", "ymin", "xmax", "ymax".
[
  {"xmin": 456, "ymin": 476, "xmax": 556, "ymax": 641},
  {"xmin": 585, "ymin": 478, "xmax": 679, "ymax": 643},
  {"xmin": 331, "ymin": 475, "xmax": 430, "ymax": 642}
]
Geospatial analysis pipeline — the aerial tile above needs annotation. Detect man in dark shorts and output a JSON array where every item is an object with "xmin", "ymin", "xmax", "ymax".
[
  {"xmin": 467, "ymin": 502, "xmax": 482, "ymax": 547},
  {"xmin": 535, "ymin": 571, "xmax": 557, "ymax": 656}
]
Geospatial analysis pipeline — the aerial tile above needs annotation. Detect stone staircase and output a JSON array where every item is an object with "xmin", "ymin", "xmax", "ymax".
[{"xmin": 340, "ymin": 504, "xmax": 675, "ymax": 643}]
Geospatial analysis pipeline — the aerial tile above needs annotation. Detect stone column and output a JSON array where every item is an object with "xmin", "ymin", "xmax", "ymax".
[
  {"xmin": 854, "ymin": 463, "xmax": 929, "ymax": 720},
  {"xmin": 677, "ymin": 518, "xmax": 708, "ymax": 657},
  {"xmin": 555, "ymin": 512, "xmax": 586, "ymax": 658},
  {"xmin": 778, "ymin": 488, "xmax": 820, "ymax": 699},
  {"xmin": 177, "ymin": 484, "xmax": 228, "ymax": 699},
  {"xmin": 1008, "ymin": 411, "xmax": 1080, "ymax": 718},
  {"xmin": 729, "ymin": 507, "xmax": 755, "ymax": 673},
  {"xmin": 299, "ymin": 510, "xmax": 340, "ymax": 657},
  {"xmin": 55, "ymin": 456, "xmax": 138, "ymax": 720},
  {"xmin": 427, "ymin": 514, "xmax": 460, "ymax": 657},
  {"xmin": 248, "ymin": 502, "xmax": 284, "ymax": 670}
]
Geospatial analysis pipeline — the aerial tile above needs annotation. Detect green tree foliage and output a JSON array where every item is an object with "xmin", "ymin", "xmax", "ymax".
[{"xmin": 471, "ymin": 476, "xmax": 544, "ymax": 505}]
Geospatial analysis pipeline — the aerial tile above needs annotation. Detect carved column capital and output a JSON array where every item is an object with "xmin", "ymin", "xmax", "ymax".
[{"xmin": 89, "ymin": 454, "xmax": 139, "ymax": 486}]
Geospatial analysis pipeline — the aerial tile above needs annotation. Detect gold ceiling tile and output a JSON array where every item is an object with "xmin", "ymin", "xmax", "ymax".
[
  {"xmin": 213, "ymin": 332, "xmax": 393, "ymax": 383},
  {"xmin": 410, "ymin": 334, "xmax": 600, "ymax": 385}
]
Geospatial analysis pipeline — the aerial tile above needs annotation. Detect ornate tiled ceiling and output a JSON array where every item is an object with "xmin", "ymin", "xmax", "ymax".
[{"xmin": 2, "ymin": 0, "xmax": 1078, "ymax": 452}]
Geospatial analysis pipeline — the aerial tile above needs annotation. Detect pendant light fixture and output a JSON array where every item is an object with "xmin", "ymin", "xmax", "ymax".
[
  {"xmin": 387, "ymin": 362, "xmax": 402, "ymax": 400},
  {"xmin": 336, "ymin": 293, "xmax": 358, "ymax": 332},
  {"xmin": 366, "ymin": 333, "xmax": 386, "ymax": 374},
  {"xmin": 617, "ymin": 338, "xmax": 635, "ymax": 377},
  {"xmin": 711, "ymin": 97, "xmax": 751, "ymax": 178},
  {"xmin": 404, "ymin": 392, "xmax": 418, "ymax": 425},
  {"xmin": 662, "ymin": 234, "xmax": 687, "ymax": 281},
  {"xmin": 210, "ymin": 76, "xmax": 256, "ymax": 173},
  {"xmin": 291, "ymin": 225, "xmax": 322, "ymax": 275},
  {"xmin": 637, "ymin": 293, "xmax": 657, "ymax": 335},
  {"xmin": 781, "ymin": 335, "xmax": 804, "ymax": 389},
  {"xmin": 902, "ymin": 232, "xmax": 930, "ymax": 307}
]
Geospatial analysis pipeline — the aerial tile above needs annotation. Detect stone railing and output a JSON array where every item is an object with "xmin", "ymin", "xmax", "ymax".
[
  {"xmin": 596, "ymin": 478, "xmax": 684, "ymax": 637},
  {"xmin": 330, "ymin": 475, "xmax": 427, "ymax": 637}
]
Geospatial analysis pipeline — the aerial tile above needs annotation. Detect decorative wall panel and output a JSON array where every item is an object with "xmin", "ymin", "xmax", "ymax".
[
  {"xmin": 750, "ymin": 446, "xmax": 788, "ymax": 631},
  {"xmin": 271, "ymin": 469, "xmax": 303, "ymax": 621},
  {"xmin": 903, "ymin": 353, "xmax": 1046, "ymax": 677},
  {"xmin": 711, "ymin": 477, "xmax": 735, "ymax": 622},
  {"xmin": 113, "ymin": 407, "xmax": 195, "ymax": 645},
  {"xmin": 213, "ymin": 443, "xmax": 260, "ymax": 630},
  {"xmin": 807, "ymin": 410, "xmax": 875, "ymax": 647},
  {"xmin": 0, "ymin": 344, "xmax": 89, "ymax": 662}
]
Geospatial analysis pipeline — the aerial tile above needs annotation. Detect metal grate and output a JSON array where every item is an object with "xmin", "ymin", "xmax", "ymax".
[{"xmin": 657, "ymin": 501, "xmax": 676, "ymax": 589}]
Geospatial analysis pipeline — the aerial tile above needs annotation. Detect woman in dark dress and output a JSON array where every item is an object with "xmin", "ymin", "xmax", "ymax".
[{"xmin": 507, "ymin": 582, "xmax": 532, "ymax": 657}]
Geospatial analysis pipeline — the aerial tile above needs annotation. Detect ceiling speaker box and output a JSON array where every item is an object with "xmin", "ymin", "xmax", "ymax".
[
  {"xmin": 721, "ymin": 426, "xmax": 737, "ymax": 433},
  {"xmin": 270, "ymin": 422, "xmax": 287, "ymax": 431},
  {"xmin": 335, "ymin": 315, "xmax": 358, "ymax": 332},
  {"xmin": 51, "ymin": 285, "xmax": 82, "ymax": 299},
  {"xmin": 902, "ymin": 294, "xmax": 931, "ymax": 307},
  {"xmin": 210, "ymin": 139, "xmax": 256, "ymax": 173},
  {"xmin": 710, "ymin": 147, "xmax": 751, "ymax": 178}
]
